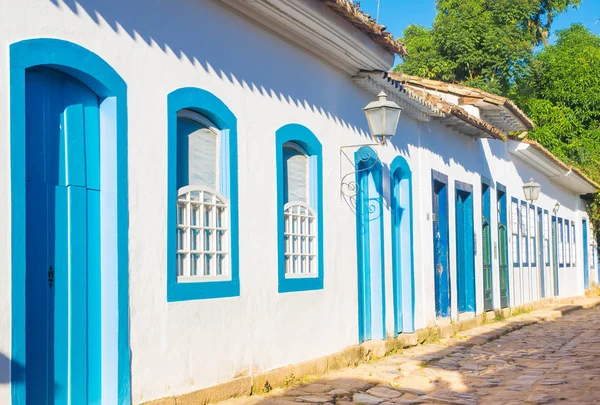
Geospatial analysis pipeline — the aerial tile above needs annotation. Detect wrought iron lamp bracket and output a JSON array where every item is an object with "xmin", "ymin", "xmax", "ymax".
[{"xmin": 339, "ymin": 142, "xmax": 382, "ymax": 211}]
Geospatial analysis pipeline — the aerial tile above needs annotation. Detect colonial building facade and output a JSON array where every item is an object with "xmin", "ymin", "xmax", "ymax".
[{"xmin": 0, "ymin": 1, "xmax": 597, "ymax": 404}]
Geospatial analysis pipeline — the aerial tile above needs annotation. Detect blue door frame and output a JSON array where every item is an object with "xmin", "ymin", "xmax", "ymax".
[
  {"xmin": 583, "ymin": 219, "xmax": 589, "ymax": 289},
  {"xmin": 390, "ymin": 156, "xmax": 415, "ymax": 335},
  {"xmin": 455, "ymin": 181, "xmax": 475, "ymax": 313},
  {"xmin": 356, "ymin": 147, "xmax": 385, "ymax": 342},
  {"xmin": 481, "ymin": 179, "xmax": 493, "ymax": 311},
  {"xmin": 10, "ymin": 39, "xmax": 130, "ymax": 405},
  {"xmin": 432, "ymin": 170, "xmax": 450, "ymax": 318},
  {"xmin": 552, "ymin": 216, "xmax": 559, "ymax": 296}
]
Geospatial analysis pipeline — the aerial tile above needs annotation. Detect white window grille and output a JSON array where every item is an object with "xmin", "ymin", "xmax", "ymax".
[
  {"xmin": 529, "ymin": 207, "xmax": 536, "ymax": 264},
  {"xmin": 521, "ymin": 205, "xmax": 528, "ymax": 263},
  {"xmin": 177, "ymin": 186, "xmax": 229, "ymax": 282},
  {"xmin": 544, "ymin": 212, "xmax": 550, "ymax": 264},
  {"xmin": 571, "ymin": 222, "xmax": 576, "ymax": 266},
  {"xmin": 284, "ymin": 202, "xmax": 317, "ymax": 278},
  {"xmin": 558, "ymin": 221, "xmax": 564, "ymax": 265},
  {"xmin": 511, "ymin": 201, "xmax": 519, "ymax": 262},
  {"xmin": 565, "ymin": 222, "xmax": 571, "ymax": 265}
]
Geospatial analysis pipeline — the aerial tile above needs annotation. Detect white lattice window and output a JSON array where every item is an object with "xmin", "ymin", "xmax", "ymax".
[
  {"xmin": 544, "ymin": 212, "xmax": 550, "ymax": 264},
  {"xmin": 571, "ymin": 222, "xmax": 576, "ymax": 266},
  {"xmin": 511, "ymin": 201, "xmax": 519, "ymax": 262},
  {"xmin": 565, "ymin": 221, "xmax": 571, "ymax": 265},
  {"xmin": 282, "ymin": 142, "xmax": 318, "ymax": 279},
  {"xmin": 558, "ymin": 221, "xmax": 564, "ymax": 265},
  {"xmin": 529, "ymin": 206, "xmax": 536, "ymax": 263},
  {"xmin": 521, "ymin": 204, "xmax": 528, "ymax": 264},
  {"xmin": 176, "ymin": 187, "xmax": 229, "ymax": 282},
  {"xmin": 284, "ymin": 203, "xmax": 317, "ymax": 278},
  {"xmin": 175, "ymin": 110, "xmax": 230, "ymax": 283}
]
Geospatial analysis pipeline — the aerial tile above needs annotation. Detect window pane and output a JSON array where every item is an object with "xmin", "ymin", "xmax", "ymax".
[
  {"xmin": 283, "ymin": 145, "xmax": 308, "ymax": 203},
  {"xmin": 189, "ymin": 127, "xmax": 217, "ymax": 190}
]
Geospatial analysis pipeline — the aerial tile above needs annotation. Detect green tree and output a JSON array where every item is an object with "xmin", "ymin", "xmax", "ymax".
[{"xmin": 395, "ymin": 0, "xmax": 582, "ymax": 94}]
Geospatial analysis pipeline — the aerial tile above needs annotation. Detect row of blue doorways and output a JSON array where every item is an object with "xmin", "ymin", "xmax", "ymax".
[{"xmin": 25, "ymin": 67, "xmax": 101, "ymax": 404}]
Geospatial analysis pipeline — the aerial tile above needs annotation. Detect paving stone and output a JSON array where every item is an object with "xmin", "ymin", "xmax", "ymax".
[
  {"xmin": 525, "ymin": 393, "xmax": 555, "ymax": 404},
  {"xmin": 328, "ymin": 388, "xmax": 351, "ymax": 396},
  {"xmin": 537, "ymin": 380, "xmax": 566, "ymax": 386},
  {"xmin": 353, "ymin": 393, "xmax": 385, "ymax": 404},
  {"xmin": 394, "ymin": 387, "xmax": 426, "ymax": 396},
  {"xmin": 366, "ymin": 387, "xmax": 403, "ymax": 399},
  {"xmin": 295, "ymin": 395, "xmax": 335, "ymax": 403}
]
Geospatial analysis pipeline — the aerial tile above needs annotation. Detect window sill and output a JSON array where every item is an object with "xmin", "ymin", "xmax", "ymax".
[
  {"xmin": 177, "ymin": 275, "xmax": 231, "ymax": 283},
  {"xmin": 167, "ymin": 277, "xmax": 239, "ymax": 302},
  {"xmin": 284, "ymin": 273, "xmax": 319, "ymax": 279}
]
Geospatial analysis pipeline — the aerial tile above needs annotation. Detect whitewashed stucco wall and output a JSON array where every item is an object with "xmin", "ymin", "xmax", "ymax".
[{"xmin": 0, "ymin": 0, "xmax": 592, "ymax": 404}]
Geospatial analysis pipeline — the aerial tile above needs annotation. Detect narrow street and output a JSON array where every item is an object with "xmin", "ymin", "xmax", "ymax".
[{"xmin": 222, "ymin": 299, "xmax": 600, "ymax": 405}]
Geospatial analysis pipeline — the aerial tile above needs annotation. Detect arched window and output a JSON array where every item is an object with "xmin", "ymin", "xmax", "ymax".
[
  {"xmin": 167, "ymin": 87, "xmax": 240, "ymax": 302},
  {"xmin": 282, "ymin": 142, "xmax": 316, "ymax": 277},
  {"xmin": 176, "ymin": 110, "xmax": 229, "ymax": 281},
  {"xmin": 276, "ymin": 124, "xmax": 323, "ymax": 293}
]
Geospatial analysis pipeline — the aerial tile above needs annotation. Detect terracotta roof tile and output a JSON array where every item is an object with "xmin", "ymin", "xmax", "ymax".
[
  {"xmin": 387, "ymin": 72, "xmax": 534, "ymax": 130},
  {"xmin": 319, "ymin": 0, "xmax": 407, "ymax": 56}
]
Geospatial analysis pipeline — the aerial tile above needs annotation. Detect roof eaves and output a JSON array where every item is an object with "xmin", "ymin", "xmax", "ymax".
[
  {"xmin": 387, "ymin": 72, "xmax": 535, "ymax": 131},
  {"xmin": 519, "ymin": 138, "xmax": 600, "ymax": 191},
  {"xmin": 379, "ymin": 72, "xmax": 506, "ymax": 141},
  {"xmin": 319, "ymin": 0, "xmax": 407, "ymax": 56}
]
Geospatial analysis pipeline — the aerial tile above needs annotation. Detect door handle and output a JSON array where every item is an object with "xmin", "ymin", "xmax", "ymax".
[{"xmin": 48, "ymin": 265, "xmax": 54, "ymax": 288}]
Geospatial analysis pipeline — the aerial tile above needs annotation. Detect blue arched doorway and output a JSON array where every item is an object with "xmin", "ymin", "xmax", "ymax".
[{"xmin": 10, "ymin": 39, "xmax": 130, "ymax": 405}]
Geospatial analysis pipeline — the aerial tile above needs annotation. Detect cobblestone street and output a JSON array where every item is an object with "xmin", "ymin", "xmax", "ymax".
[{"xmin": 221, "ymin": 298, "xmax": 600, "ymax": 405}]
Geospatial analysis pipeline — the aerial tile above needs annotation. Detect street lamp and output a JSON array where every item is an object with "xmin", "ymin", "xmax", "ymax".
[
  {"xmin": 523, "ymin": 178, "xmax": 541, "ymax": 204},
  {"xmin": 363, "ymin": 91, "xmax": 402, "ymax": 144}
]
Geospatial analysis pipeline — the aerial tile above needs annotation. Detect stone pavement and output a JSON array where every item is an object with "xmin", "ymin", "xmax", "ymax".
[{"xmin": 218, "ymin": 297, "xmax": 600, "ymax": 405}]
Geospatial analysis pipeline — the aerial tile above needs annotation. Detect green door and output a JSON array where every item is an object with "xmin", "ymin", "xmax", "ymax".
[{"xmin": 497, "ymin": 186, "xmax": 510, "ymax": 308}]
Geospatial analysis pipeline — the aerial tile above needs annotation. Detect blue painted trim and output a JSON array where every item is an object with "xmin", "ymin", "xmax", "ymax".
[
  {"xmin": 356, "ymin": 146, "xmax": 385, "ymax": 341},
  {"xmin": 390, "ymin": 156, "xmax": 415, "ymax": 334},
  {"xmin": 455, "ymin": 180, "xmax": 473, "ymax": 193},
  {"xmin": 481, "ymin": 176, "xmax": 492, "ymax": 187},
  {"xmin": 10, "ymin": 38, "xmax": 130, "ymax": 405},
  {"xmin": 530, "ymin": 205, "xmax": 537, "ymax": 267},
  {"xmin": 432, "ymin": 169, "xmax": 448, "ymax": 184},
  {"xmin": 521, "ymin": 201, "xmax": 529, "ymax": 266},
  {"xmin": 511, "ymin": 197, "xmax": 520, "ymax": 267},
  {"xmin": 497, "ymin": 182, "xmax": 506, "ymax": 193},
  {"xmin": 497, "ymin": 183, "xmax": 510, "ymax": 306},
  {"xmin": 583, "ymin": 219, "xmax": 589, "ymax": 289},
  {"xmin": 167, "ymin": 87, "xmax": 240, "ymax": 301},
  {"xmin": 276, "ymin": 124, "xmax": 324, "ymax": 293}
]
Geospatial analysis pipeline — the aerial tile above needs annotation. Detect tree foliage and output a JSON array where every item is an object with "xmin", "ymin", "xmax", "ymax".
[
  {"xmin": 396, "ymin": 0, "xmax": 582, "ymax": 94},
  {"xmin": 394, "ymin": 2, "xmax": 600, "ymax": 240}
]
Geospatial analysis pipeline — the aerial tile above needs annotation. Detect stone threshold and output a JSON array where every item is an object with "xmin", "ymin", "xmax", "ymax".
[{"xmin": 142, "ymin": 294, "xmax": 600, "ymax": 405}]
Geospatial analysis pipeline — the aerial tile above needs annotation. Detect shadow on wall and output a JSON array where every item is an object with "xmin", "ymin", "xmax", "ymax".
[
  {"xmin": 0, "ymin": 351, "xmax": 25, "ymax": 384},
  {"xmin": 46, "ymin": 0, "xmax": 374, "ymax": 140}
]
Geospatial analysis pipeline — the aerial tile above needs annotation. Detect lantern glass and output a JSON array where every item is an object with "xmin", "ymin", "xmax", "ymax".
[
  {"xmin": 363, "ymin": 91, "xmax": 402, "ymax": 140},
  {"xmin": 523, "ymin": 178, "xmax": 541, "ymax": 202}
]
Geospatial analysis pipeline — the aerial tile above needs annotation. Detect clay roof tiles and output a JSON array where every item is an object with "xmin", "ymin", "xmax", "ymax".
[{"xmin": 319, "ymin": 0, "xmax": 407, "ymax": 56}]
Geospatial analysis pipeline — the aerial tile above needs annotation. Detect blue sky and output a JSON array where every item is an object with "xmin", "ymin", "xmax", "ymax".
[{"xmin": 358, "ymin": 0, "xmax": 600, "ymax": 47}]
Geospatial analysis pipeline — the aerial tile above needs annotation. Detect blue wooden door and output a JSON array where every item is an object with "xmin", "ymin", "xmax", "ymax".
[
  {"xmin": 25, "ymin": 68, "xmax": 101, "ymax": 405},
  {"xmin": 432, "ymin": 175, "xmax": 450, "ymax": 318},
  {"xmin": 456, "ymin": 188, "xmax": 475, "ymax": 313},
  {"xmin": 583, "ymin": 219, "xmax": 589, "ymax": 289},
  {"xmin": 356, "ymin": 149, "xmax": 385, "ymax": 342}
]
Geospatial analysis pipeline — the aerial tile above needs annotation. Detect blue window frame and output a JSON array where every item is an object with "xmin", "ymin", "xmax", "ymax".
[
  {"xmin": 521, "ymin": 201, "xmax": 529, "ymax": 266},
  {"xmin": 276, "ymin": 124, "xmax": 324, "ymax": 293},
  {"xmin": 167, "ymin": 87, "xmax": 240, "ymax": 301},
  {"xmin": 571, "ymin": 221, "xmax": 576, "ymax": 266},
  {"xmin": 511, "ymin": 197, "xmax": 520, "ymax": 267},
  {"xmin": 565, "ymin": 219, "xmax": 571, "ymax": 267}
]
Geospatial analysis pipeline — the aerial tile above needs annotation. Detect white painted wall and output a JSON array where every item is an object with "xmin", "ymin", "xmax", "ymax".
[{"xmin": 0, "ymin": 0, "xmax": 592, "ymax": 404}]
